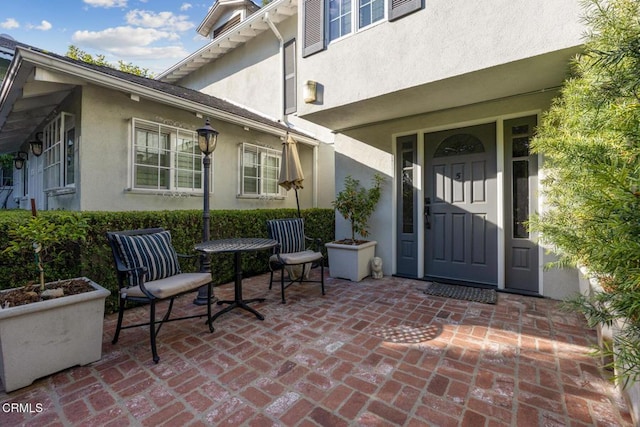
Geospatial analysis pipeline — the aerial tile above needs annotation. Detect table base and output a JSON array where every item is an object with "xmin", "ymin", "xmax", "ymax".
[{"xmin": 210, "ymin": 297, "xmax": 266, "ymax": 322}]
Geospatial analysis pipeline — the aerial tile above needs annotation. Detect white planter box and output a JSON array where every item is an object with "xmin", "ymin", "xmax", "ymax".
[
  {"xmin": 325, "ymin": 240, "xmax": 377, "ymax": 282},
  {"xmin": 0, "ymin": 278, "xmax": 110, "ymax": 392}
]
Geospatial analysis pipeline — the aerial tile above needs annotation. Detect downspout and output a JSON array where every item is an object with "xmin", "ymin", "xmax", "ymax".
[{"xmin": 264, "ymin": 11, "xmax": 318, "ymax": 208}]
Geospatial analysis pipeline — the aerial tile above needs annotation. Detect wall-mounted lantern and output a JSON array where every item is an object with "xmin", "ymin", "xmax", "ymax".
[
  {"xmin": 13, "ymin": 151, "xmax": 28, "ymax": 170},
  {"xmin": 303, "ymin": 80, "xmax": 317, "ymax": 104},
  {"xmin": 30, "ymin": 132, "xmax": 44, "ymax": 157}
]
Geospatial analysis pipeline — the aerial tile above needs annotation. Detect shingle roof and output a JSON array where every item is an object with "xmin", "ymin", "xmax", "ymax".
[{"xmin": 0, "ymin": 35, "xmax": 305, "ymax": 138}]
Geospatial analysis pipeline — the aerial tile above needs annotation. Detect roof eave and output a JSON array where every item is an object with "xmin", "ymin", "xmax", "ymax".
[
  {"xmin": 0, "ymin": 47, "xmax": 314, "ymax": 151},
  {"xmin": 158, "ymin": 0, "xmax": 297, "ymax": 83}
]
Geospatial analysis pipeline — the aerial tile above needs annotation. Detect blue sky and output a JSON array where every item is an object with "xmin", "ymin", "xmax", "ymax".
[{"xmin": 0, "ymin": 0, "xmax": 217, "ymax": 75}]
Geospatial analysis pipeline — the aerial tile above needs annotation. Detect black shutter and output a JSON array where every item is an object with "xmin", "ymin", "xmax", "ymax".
[
  {"xmin": 302, "ymin": 0, "xmax": 325, "ymax": 57},
  {"xmin": 388, "ymin": 0, "xmax": 422, "ymax": 21},
  {"xmin": 284, "ymin": 39, "xmax": 297, "ymax": 114}
]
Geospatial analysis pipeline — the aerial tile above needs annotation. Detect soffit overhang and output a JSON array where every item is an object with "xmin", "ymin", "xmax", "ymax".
[
  {"xmin": 196, "ymin": 0, "xmax": 261, "ymax": 37},
  {"xmin": 159, "ymin": 0, "xmax": 297, "ymax": 84},
  {"xmin": 300, "ymin": 47, "xmax": 582, "ymax": 132}
]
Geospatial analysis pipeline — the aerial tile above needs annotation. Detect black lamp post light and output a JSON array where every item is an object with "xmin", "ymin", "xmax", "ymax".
[{"xmin": 194, "ymin": 119, "xmax": 220, "ymax": 306}]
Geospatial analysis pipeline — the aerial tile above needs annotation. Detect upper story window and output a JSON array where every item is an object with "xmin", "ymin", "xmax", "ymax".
[
  {"xmin": 303, "ymin": 0, "xmax": 423, "ymax": 56},
  {"xmin": 132, "ymin": 118, "xmax": 204, "ymax": 192},
  {"xmin": 328, "ymin": 0, "xmax": 384, "ymax": 42},
  {"xmin": 359, "ymin": 0, "xmax": 385, "ymax": 28},
  {"xmin": 239, "ymin": 142, "xmax": 284, "ymax": 198},
  {"xmin": 43, "ymin": 112, "xmax": 76, "ymax": 191},
  {"xmin": 329, "ymin": 0, "xmax": 353, "ymax": 41}
]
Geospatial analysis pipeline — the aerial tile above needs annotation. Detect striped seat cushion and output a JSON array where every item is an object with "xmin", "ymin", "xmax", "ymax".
[
  {"xmin": 267, "ymin": 218, "xmax": 305, "ymax": 253},
  {"xmin": 113, "ymin": 231, "xmax": 181, "ymax": 287}
]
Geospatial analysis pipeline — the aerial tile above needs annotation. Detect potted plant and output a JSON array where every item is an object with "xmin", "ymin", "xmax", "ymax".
[
  {"xmin": 0, "ymin": 213, "xmax": 110, "ymax": 392},
  {"xmin": 326, "ymin": 173, "xmax": 384, "ymax": 281}
]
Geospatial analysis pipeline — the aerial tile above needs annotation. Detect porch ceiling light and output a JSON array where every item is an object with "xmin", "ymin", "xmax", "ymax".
[
  {"xmin": 196, "ymin": 119, "xmax": 219, "ymax": 155},
  {"xmin": 13, "ymin": 151, "xmax": 27, "ymax": 170},
  {"xmin": 30, "ymin": 132, "xmax": 43, "ymax": 157}
]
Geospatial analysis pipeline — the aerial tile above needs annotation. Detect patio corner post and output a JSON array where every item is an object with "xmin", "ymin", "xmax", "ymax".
[{"xmin": 194, "ymin": 119, "xmax": 219, "ymax": 306}]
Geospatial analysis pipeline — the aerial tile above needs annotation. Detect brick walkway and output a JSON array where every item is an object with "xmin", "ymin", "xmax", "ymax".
[{"xmin": 0, "ymin": 272, "xmax": 634, "ymax": 426}]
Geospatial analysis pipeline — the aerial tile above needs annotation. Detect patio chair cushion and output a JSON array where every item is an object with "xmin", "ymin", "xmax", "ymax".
[
  {"xmin": 120, "ymin": 272, "xmax": 211, "ymax": 299},
  {"xmin": 113, "ymin": 230, "xmax": 181, "ymax": 287},
  {"xmin": 267, "ymin": 218, "xmax": 305, "ymax": 253},
  {"xmin": 269, "ymin": 250, "xmax": 322, "ymax": 266}
]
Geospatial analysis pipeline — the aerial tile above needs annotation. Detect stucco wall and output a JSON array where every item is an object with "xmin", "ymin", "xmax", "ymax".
[
  {"xmin": 70, "ymin": 84, "xmax": 315, "ymax": 212},
  {"xmin": 298, "ymin": 0, "xmax": 585, "ymax": 115},
  {"xmin": 176, "ymin": 15, "xmax": 335, "ymax": 209},
  {"xmin": 179, "ymin": 16, "xmax": 297, "ymax": 121}
]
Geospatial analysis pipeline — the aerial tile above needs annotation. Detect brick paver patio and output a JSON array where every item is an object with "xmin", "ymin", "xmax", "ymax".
[{"xmin": 0, "ymin": 272, "xmax": 634, "ymax": 426}]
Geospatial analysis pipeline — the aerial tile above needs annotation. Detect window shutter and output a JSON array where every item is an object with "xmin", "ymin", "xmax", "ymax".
[
  {"xmin": 302, "ymin": 0, "xmax": 325, "ymax": 57},
  {"xmin": 284, "ymin": 39, "xmax": 297, "ymax": 114},
  {"xmin": 388, "ymin": 0, "xmax": 422, "ymax": 21}
]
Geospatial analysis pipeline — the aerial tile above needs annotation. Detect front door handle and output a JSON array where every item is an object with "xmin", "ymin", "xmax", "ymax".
[{"xmin": 425, "ymin": 197, "xmax": 431, "ymax": 230}]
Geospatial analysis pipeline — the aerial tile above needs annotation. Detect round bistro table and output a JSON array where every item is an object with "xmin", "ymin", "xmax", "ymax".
[{"xmin": 195, "ymin": 237, "xmax": 278, "ymax": 322}]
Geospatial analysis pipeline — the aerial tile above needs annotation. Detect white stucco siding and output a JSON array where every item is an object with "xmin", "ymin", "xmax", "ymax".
[
  {"xmin": 179, "ymin": 16, "xmax": 298, "ymax": 121},
  {"xmin": 75, "ymin": 85, "xmax": 314, "ymax": 212},
  {"xmin": 298, "ymin": 0, "xmax": 585, "ymax": 115},
  {"xmin": 176, "ymin": 15, "xmax": 336, "ymax": 210}
]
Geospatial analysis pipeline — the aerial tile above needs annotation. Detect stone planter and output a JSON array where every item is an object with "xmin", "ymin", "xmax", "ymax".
[
  {"xmin": 325, "ymin": 240, "xmax": 377, "ymax": 282},
  {"xmin": 0, "ymin": 278, "xmax": 110, "ymax": 392},
  {"xmin": 578, "ymin": 268, "xmax": 639, "ymax": 426}
]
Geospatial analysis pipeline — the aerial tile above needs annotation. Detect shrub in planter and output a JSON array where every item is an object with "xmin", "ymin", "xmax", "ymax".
[
  {"xmin": 327, "ymin": 174, "xmax": 385, "ymax": 281},
  {"xmin": 0, "ymin": 213, "xmax": 109, "ymax": 392}
]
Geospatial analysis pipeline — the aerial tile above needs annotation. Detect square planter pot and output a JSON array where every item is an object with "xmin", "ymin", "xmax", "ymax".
[
  {"xmin": 0, "ymin": 278, "xmax": 110, "ymax": 392},
  {"xmin": 325, "ymin": 240, "xmax": 377, "ymax": 282}
]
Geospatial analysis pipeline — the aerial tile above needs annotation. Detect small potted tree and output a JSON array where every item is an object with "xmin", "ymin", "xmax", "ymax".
[
  {"xmin": 325, "ymin": 173, "xmax": 384, "ymax": 281},
  {"xmin": 0, "ymin": 213, "xmax": 110, "ymax": 392}
]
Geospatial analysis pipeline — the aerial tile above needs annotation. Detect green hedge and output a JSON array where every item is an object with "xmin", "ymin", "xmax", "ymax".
[{"xmin": 0, "ymin": 208, "xmax": 334, "ymax": 314}]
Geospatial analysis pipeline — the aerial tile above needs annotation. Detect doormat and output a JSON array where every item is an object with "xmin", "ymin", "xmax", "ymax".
[{"xmin": 423, "ymin": 282, "xmax": 497, "ymax": 304}]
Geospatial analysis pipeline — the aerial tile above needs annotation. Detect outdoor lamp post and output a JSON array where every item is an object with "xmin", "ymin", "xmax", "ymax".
[{"xmin": 194, "ymin": 119, "xmax": 219, "ymax": 305}]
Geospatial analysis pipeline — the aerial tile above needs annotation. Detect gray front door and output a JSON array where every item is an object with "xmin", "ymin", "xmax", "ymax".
[{"xmin": 424, "ymin": 123, "xmax": 498, "ymax": 285}]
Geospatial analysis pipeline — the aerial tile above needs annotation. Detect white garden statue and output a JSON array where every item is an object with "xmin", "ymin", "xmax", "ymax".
[{"xmin": 371, "ymin": 257, "xmax": 383, "ymax": 279}]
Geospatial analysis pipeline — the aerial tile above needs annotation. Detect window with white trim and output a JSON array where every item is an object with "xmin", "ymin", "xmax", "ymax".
[
  {"xmin": 302, "ymin": 0, "xmax": 422, "ymax": 56},
  {"xmin": 328, "ymin": 0, "xmax": 386, "ymax": 42},
  {"xmin": 43, "ymin": 112, "xmax": 76, "ymax": 191},
  {"xmin": 239, "ymin": 143, "xmax": 284, "ymax": 197},
  {"xmin": 132, "ymin": 118, "xmax": 204, "ymax": 192}
]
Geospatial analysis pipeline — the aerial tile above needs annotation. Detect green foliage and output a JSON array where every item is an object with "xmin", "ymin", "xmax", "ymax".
[
  {"xmin": 0, "ymin": 154, "xmax": 12, "ymax": 172},
  {"xmin": 66, "ymin": 45, "xmax": 154, "ymax": 78},
  {"xmin": 530, "ymin": 0, "xmax": 640, "ymax": 383},
  {"xmin": 333, "ymin": 174, "xmax": 384, "ymax": 242},
  {"xmin": 2, "ymin": 213, "xmax": 88, "ymax": 290},
  {"xmin": 0, "ymin": 208, "xmax": 334, "ymax": 314}
]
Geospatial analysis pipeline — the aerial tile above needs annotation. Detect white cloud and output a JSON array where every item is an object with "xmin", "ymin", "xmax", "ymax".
[
  {"xmin": 83, "ymin": 0, "xmax": 127, "ymax": 7},
  {"xmin": 72, "ymin": 26, "xmax": 186, "ymax": 58},
  {"xmin": 125, "ymin": 10, "xmax": 194, "ymax": 32},
  {"xmin": 33, "ymin": 20, "xmax": 52, "ymax": 31},
  {"xmin": 180, "ymin": 3, "xmax": 192, "ymax": 11},
  {"xmin": 1, "ymin": 18, "xmax": 20, "ymax": 30}
]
